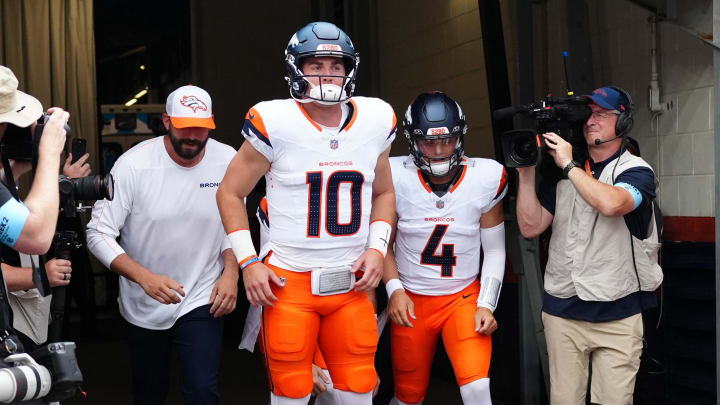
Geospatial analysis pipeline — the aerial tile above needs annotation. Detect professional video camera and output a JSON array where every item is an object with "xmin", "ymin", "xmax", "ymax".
[{"xmin": 493, "ymin": 94, "xmax": 591, "ymax": 168}]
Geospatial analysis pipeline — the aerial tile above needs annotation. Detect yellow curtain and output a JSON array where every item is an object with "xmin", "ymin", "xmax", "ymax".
[{"xmin": 0, "ymin": 0, "xmax": 98, "ymax": 172}]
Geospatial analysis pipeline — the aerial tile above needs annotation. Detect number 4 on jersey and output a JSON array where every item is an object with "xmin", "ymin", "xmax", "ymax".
[{"xmin": 421, "ymin": 224, "xmax": 457, "ymax": 277}]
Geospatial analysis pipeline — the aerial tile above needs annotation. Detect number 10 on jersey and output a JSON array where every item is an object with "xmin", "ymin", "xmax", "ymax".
[{"xmin": 306, "ymin": 170, "xmax": 364, "ymax": 237}]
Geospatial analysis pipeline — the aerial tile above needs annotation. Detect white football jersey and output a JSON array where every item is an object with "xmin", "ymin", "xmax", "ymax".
[
  {"xmin": 390, "ymin": 156, "xmax": 507, "ymax": 295},
  {"xmin": 243, "ymin": 97, "xmax": 396, "ymax": 271}
]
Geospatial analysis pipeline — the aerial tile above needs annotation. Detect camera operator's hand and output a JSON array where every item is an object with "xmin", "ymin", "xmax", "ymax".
[
  {"xmin": 63, "ymin": 152, "xmax": 90, "ymax": 178},
  {"xmin": 543, "ymin": 132, "xmax": 574, "ymax": 169},
  {"xmin": 38, "ymin": 108, "xmax": 70, "ymax": 158},
  {"xmin": 139, "ymin": 272, "xmax": 186, "ymax": 304},
  {"xmin": 46, "ymin": 258, "xmax": 72, "ymax": 287},
  {"xmin": 14, "ymin": 108, "xmax": 70, "ymax": 255}
]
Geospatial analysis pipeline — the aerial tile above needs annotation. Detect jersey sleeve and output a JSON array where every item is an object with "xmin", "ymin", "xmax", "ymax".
[
  {"xmin": 482, "ymin": 165, "xmax": 508, "ymax": 214},
  {"xmin": 242, "ymin": 106, "xmax": 274, "ymax": 162},
  {"xmin": 86, "ymin": 157, "xmax": 134, "ymax": 268},
  {"xmin": 381, "ymin": 107, "xmax": 397, "ymax": 151},
  {"xmin": 0, "ymin": 183, "xmax": 29, "ymax": 248}
]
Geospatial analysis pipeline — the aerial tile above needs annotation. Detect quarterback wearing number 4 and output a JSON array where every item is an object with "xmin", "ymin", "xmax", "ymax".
[
  {"xmin": 217, "ymin": 22, "xmax": 396, "ymax": 405},
  {"xmin": 384, "ymin": 92, "xmax": 508, "ymax": 405}
]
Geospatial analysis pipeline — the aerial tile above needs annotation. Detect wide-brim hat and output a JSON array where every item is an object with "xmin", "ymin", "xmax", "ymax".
[{"xmin": 0, "ymin": 65, "xmax": 43, "ymax": 128}]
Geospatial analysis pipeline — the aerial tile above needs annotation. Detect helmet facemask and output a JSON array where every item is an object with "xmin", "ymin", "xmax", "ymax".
[
  {"xmin": 408, "ymin": 133, "xmax": 465, "ymax": 177},
  {"xmin": 285, "ymin": 53, "xmax": 358, "ymax": 105}
]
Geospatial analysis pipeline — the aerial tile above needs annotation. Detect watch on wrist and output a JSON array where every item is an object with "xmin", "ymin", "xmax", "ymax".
[{"xmin": 562, "ymin": 160, "xmax": 581, "ymax": 178}]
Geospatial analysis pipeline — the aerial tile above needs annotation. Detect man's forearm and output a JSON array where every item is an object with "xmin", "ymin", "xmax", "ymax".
[
  {"xmin": 1, "ymin": 263, "xmax": 35, "ymax": 291},
  {"xmin": 18, "ymin": 153, "xmax": 61, "ymax": 251},
  {"xmin": 221, "ymin": 248, "xmax": 239, "ymax": 277},
  {"xmin": 515, "ymin": 169, "xmax": 544, "ymax": 236},
  {"xmin": 382, "ymin": 248, "xmax": 400, "ymax": 284},
  {"xmin": 370, "ymin": 188, "xmax": 395, "ymax": 222},
  {"xmin": 216, "ymin": 185, "xmax": 251, "ymax": 233},
  {"xmin": 109, "ymin": 253, "xmax": 153, "ymax": 285}
]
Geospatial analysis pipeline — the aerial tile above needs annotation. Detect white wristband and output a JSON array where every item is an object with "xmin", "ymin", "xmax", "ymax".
[
  {"xmin": 227, "ymin": 229, "xmax": 257, "ymax": 264},
  {"xmin": 368, "ymin": 220, "xmax": 392, "ymax": 257},
  {"xmin": 385, "ymin": 278, "xmax": 404, "ymax": 298}
]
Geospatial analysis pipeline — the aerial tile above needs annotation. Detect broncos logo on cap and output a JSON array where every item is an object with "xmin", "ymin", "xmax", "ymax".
[
  {"xmin": 179, "ymin": 95, "xmax": 208, "ymax": 113},
  {"xmin": 593, "ymin": 88, "xmax": 608, "ymax": 97}
]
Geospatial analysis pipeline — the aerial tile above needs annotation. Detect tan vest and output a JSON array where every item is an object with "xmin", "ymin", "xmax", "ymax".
[{"xmin": 544, "ymin": 151, "xmax": 663, "ymax": 301}]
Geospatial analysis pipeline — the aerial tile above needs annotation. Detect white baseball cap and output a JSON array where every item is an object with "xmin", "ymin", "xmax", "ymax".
[
  {"xmin": 0, "ymin": 65, "xmax": 43, "ymax": 128},
  {"xmin": 165, "ymin": 84, "xmax": 215, "ymax": 129}
]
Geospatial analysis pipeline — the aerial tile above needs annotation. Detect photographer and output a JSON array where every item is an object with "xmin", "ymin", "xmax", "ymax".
[
  {"xmin": 0, "ymin": 65, "xmax": 69, "ymax": 255},
  {"xmin": 0, "ymin": 150, "xmax": 91, "ymax": 351},
  {"xmin": 515, "ymin": 86, "xmax": 662, "ymax": 405}
]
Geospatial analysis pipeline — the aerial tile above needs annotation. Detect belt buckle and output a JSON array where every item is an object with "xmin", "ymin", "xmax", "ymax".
[{"xmin": 311, "ymin": 265, "xmax": 355, "ymax": 296}]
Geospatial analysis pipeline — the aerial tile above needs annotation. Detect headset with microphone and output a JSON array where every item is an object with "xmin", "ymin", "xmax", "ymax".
[{"xmin": 593, "ymin": 86, "xmax": 634, "ymax": 145}]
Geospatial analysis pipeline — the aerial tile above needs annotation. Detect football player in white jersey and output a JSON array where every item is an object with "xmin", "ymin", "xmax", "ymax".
[
  {"xmin": 383, "ymin": 92, "xmax": 508, "ymax": 405},
  {"xmin": 217, "ymin": 22, "xmax": 396, "ymax": 405}
]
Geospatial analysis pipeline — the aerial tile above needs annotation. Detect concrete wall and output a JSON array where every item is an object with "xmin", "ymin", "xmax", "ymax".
[
  {"xmin": 190, "ymin": 1, "xmax": 313, "ymax": 149},
  {"xmin": 375, "ymin": 0, "xmax": 495, "ymax": 159},
  {"xmin": 590, "ymin": 0, "xmax": 713, "ymax": 218},
  {"xmin": 530, "ymin": 0, "xmax": 714, "ymax": 219}
]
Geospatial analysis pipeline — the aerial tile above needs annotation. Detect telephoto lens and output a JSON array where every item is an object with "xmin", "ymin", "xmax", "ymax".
[
  {"xmin": 0, "ymin": 353, "xmax": 51, "ymax": 403},
  {"xmin": 70, "ymin": 173, "xmax": 114, "ymax": 201}
]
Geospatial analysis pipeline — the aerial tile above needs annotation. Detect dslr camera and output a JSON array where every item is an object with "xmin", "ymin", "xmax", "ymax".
[
  {"xmin": 493, "ymin": 94, "xmax": 591, "ymax": 168},
  {"xmin": 0, "ymin": 340, "xmax": 83, "ymax": 403}
]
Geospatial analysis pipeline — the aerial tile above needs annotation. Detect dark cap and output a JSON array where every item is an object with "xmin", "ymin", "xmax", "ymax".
[{"xmin": 584, "ymin": 87, "xmax": 631, "ymax": 112}]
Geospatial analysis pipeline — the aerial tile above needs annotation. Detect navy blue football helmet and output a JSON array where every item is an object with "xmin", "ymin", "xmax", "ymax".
[
  {"xmin": 285, "ymin": 22, "xmax": 359, "ymax": 104},
  {"xmin": 404, "ymin": 92, "xmax": 468, "ymax": 176}
]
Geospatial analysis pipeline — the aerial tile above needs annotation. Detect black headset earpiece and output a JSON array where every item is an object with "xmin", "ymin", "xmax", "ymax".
[{"xmin": 608, "ymin": 86, "xmax": 634, "ymax": 137}]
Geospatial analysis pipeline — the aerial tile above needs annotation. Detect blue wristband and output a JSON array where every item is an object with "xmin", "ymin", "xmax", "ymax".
[
  {"xmin": 240, "ymin": 257, "xmax": 260, "ymax": 271},
  {"xmin": 0, "ymin": 198, "xmax": 29, "ymax": 247}
]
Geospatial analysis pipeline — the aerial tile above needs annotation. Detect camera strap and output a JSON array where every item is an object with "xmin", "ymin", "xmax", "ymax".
[
  {"xmin": 0, "ymin": 249, "xmax": 15, "ymax": 335},
  {"xmin": 1, "ymin": 154, "xmax": 19, "ymax": 200}
]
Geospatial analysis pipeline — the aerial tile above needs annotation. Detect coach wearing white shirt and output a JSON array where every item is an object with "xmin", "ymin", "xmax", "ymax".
[{"xmin": 87, "ymin": 85, "xmax": 237, "ymax": 405}]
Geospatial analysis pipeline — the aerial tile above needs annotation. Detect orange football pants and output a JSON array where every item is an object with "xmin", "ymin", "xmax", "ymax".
[
  {"xmin": 391, "ymin": 280, "xmax": 492, "ymax": 404},
  {"xmin": 258, "ymin": 264, "xmax": 378, "ymax": 398}
]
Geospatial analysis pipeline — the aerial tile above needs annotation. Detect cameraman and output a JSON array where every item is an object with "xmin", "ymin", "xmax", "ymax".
[
  {"xmin": 0, "ymin": 65, "xmax": 69, "ymax": 255},
  {"xmin": 515, "ymin": 86, "xmax": 662, "ymax": 405}
]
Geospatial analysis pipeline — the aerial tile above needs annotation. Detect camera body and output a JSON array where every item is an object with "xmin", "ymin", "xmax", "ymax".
[
  {"xmin": 0, "ymin": 342, "xmax": 83, "ymax": 403},
  {"xmin": 0, "ymin": 113, "xmax": 72, "ymax": 163},
  {"xmin": 495, "ymin": 94, "xmax": 591, "ymax": 168}
]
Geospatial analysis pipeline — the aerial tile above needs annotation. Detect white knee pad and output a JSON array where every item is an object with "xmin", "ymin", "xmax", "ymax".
[
  {"xmin": 270, "ymin": 393, "xmax": 311, "ymax": 405},
  {"xmin": 334, "ymin": 389, "xmax": 372, "ymax": 405},
  {"xmin": 459, "ymin": 378, "xmax": 491, "ymax": 405},
  {"xmin": 314, "ymin": 369, "xmax": 340, "ymax": 405},
  {"xmin": 389, "ymin": 397, "xmax": 421, "ymax": 405}
]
